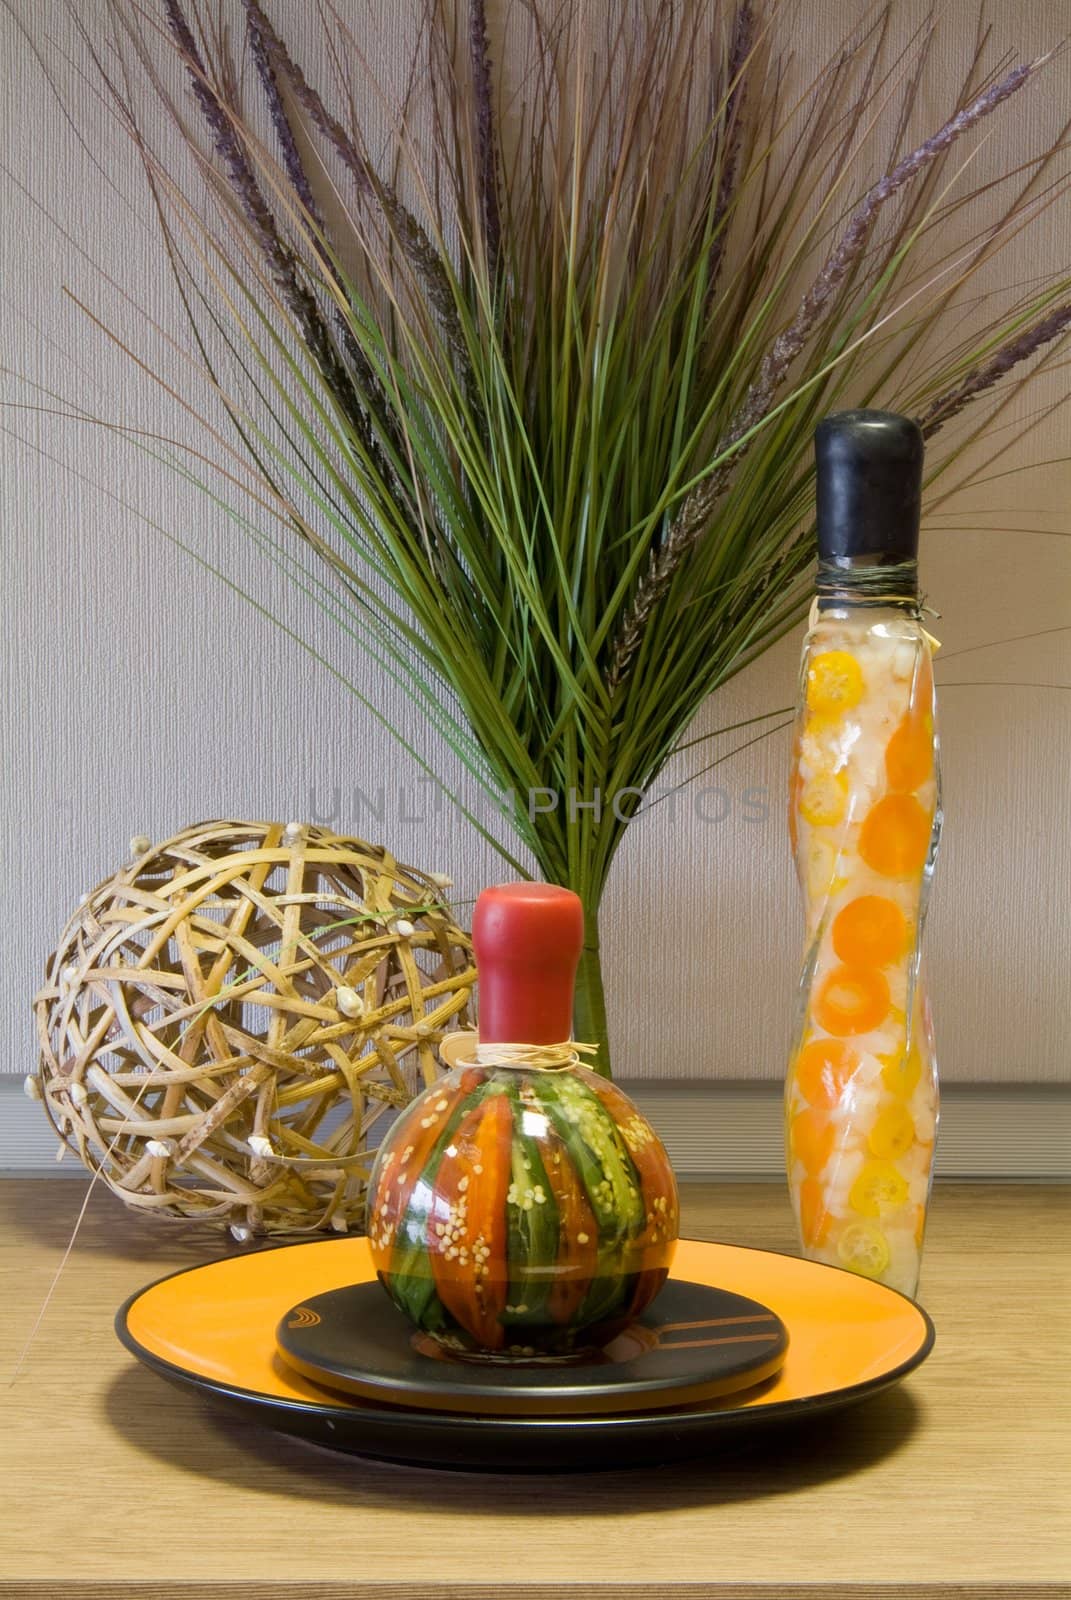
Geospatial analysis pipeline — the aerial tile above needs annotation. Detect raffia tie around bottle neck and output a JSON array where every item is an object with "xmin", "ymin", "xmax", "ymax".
[{"xmin": 437, "ymin": 1032, "xmax": 597, "ymax": 1073}]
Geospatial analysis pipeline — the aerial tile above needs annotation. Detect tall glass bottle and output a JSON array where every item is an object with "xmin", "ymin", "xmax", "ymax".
[{"xmin": 786, "ymin": 411, "xmax": 940, "ymax": 1298}]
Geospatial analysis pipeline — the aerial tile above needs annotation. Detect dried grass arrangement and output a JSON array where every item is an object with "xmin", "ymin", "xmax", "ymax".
[
  {"xmin": 54, "ymin": 2, "xmax": 1071, "ymax": 1073},
  {"xmin": 31, "ymin": 820, "xmax": 475, "ymax": 1235}
]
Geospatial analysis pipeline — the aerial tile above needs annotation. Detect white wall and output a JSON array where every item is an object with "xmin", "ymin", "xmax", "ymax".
[{"xmin": 2, "ymin": 1, "xmax": 1068, "ymax": 1086}]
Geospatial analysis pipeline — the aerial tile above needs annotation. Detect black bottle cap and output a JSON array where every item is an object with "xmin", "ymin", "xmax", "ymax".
[{"xmin": 815, "ymin": 410, "xmax": 923, "ymax": 563}]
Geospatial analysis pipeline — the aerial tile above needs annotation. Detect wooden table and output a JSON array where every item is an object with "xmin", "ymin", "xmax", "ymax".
[{"xmin": 1, "ymin": 1178, "xmax": 1067, "ymax": 1599}]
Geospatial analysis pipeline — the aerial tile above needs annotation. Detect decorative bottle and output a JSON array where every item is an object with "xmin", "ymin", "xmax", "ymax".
[
  {"xmin": 786, "ymin": 411, "xmax": 940, "ymax": 1298},
  {"xmin": 367, "ymin": 882, "xmax": 679, "ymax": 1355}
]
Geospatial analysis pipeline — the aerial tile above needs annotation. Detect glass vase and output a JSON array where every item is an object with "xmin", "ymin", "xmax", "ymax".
[{"xmin": 367, "ymin": 1051, "xmax": 679, "ymax": 1357}]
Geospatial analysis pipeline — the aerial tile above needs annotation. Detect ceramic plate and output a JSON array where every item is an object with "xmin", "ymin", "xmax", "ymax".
[
  {"xmin": 116, "ymin": 1236, "xmax": 934, "ymax": 1472},
  {"xmin": 275, "ymin": 1278, "xmax": 790, "ymax": 1415}
]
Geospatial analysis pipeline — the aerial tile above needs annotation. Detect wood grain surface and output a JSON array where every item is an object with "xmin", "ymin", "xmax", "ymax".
[{"xmin": 1, "ymin": 1179, "xmax": 1068, "ymax": 1598}]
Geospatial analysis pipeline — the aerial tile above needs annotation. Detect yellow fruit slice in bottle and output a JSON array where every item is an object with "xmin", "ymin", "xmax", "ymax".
[
  {"xmin": 806, "ymin": 651, "xmax": 865, "ymax": 715},
  {"xmin": 880, "ymin": 1044, "xmax": 923, "ymax": 1098},
  {"xmin": 867, "ymin": 1102, "xmax": 916, "ymax": 1160},
  {"xmin": 837, "ymin": 1220, "xmax": 892, "ymax": 1279},
  {"xmin": 806, "ymin": 836, "xmax": 844, "ymax": 899},
  {"xmin": 799, "ymin": 770, "xmax": 849, "ymax": 827},
  {"xmin": 849, "ymin": 1160, "xmax": 910, "ymax": 1218}
]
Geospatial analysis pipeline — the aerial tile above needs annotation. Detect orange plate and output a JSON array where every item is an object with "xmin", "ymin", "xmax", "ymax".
[{"xmin": 116, "ymin": 1237, "xmax": 934, "ymax": 1473}]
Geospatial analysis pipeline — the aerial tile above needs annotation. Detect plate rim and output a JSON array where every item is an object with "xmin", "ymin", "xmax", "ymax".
[{"xmin": 114, "ymin": 1236, "xmax": 935, "ymax": 1436}]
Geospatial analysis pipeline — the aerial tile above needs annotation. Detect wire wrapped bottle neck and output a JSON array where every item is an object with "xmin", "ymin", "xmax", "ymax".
[{"xmin": 816, "ymin": 556, "xmax": 920, "ymax": 612}]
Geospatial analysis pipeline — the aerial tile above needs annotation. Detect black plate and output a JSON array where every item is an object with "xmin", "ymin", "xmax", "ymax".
[{"xmin": 276, "ymin": 1279, "xmax": 789, "ymax": 1416}]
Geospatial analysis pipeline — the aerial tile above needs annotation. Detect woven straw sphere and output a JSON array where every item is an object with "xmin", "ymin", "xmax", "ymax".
[{"xmin": 32, "ymin": 820, "xmax": 475, "ymax": 1236}]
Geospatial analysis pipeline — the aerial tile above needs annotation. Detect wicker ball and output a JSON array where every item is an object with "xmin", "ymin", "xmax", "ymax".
[{"xmin": 32, "ymin": 820, "xmax": 475, "ymax": 1235}]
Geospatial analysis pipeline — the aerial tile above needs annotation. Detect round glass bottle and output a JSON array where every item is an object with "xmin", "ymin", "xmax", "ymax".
[
  {"xmin": 786, "ymin": 411, "xmax": 941, "ymax": 1298},
  {"xmin": 367, "ymin": 883, "xmax": 679, "ymax": 1356}
]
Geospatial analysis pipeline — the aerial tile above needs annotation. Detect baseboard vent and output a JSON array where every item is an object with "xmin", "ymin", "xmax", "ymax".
[
  {"xmin": 629, "ymin": 1082, "xmax": 1070, "ymax": 1181},
  {"xmin": 1, "ymin": 1078, "xmax": 1066, "ymax": 1180}
]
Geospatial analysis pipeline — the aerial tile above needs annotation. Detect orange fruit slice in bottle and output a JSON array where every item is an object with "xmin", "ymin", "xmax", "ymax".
[
  {"xmin": 886, "ymin": 708, "xmax": 934, "ymax": 792},
  {"xmin": 793, "ymin": 1037, "xmax": 859, "ymax": 1110},
  {"xmin": 789, "ymin": 1108, "xmax": 836, "ymax": 1174},
  {"xmin": 806, "ymin": 651, "xmax": 864, "ymax": 715},
  {"xmin": 832, "ymin": 895, "xmax": 909, "ymax": 967},
  {"xmin": 859, "ymin": 794, "xmax": 933, "ymax": 877},
  {"xmin": 813, "ymin": 964, "xmax": 891, "ymax": 1036},
  {"xmin": 798, "ymin": 1176, "xmax": 832, "ymax": 1248}
]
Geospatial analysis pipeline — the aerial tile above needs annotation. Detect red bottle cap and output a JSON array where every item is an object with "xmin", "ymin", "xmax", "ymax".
[{"xmin": 472, "ymin": 882, "xmax": 584, "ymax": 1045}]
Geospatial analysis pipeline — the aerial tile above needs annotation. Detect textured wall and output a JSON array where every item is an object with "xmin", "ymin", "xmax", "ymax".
[{"xmin": 2, "ymin": 2, "xmax": 1068, "ymax": 1084}]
